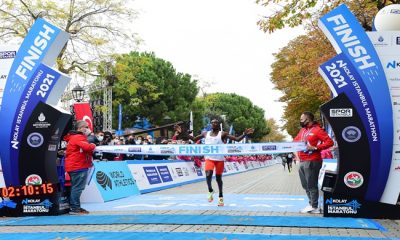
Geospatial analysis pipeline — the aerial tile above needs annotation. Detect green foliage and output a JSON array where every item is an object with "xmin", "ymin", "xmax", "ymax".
[
  {"xmin": 197, "ymin": 93, "xmax": 269, "ymax": 142},
  {"xmin": 256, "ymin": 0, "xmax": 398, "ymax": 33},
  {"xmin": 0, "ymin": 0, "xmax": 138, "ymax": 75},
  {"xmin": 256, "ymin": 0, "xmax": 318, "ymax": 33},
  {"xmin": 96, "ymin": 51, "xmax": 199, "ymax": 129}
]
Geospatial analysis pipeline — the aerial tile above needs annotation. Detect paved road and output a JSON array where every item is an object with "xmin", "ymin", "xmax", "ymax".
[{"xmin": 0, "ymin": 163, "xmax": 399, "ymax": 239}]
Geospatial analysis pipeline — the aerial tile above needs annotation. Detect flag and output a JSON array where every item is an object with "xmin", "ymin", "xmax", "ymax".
[
  {"xmin": 227, "ymin": 124, "xmax": 233, "ymax": 144},
  {"xmin": 73, "ymin": 102, "xmax": 93, "ymax": 131},
  {"xmin": 189, "ymin": 111, "xmax": 193, "ymax": 137}
]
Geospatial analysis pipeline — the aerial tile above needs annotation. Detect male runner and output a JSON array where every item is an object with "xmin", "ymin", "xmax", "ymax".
[{"xmin": 180, "ymin": 118, "xmax": 254, "ymax": 206}]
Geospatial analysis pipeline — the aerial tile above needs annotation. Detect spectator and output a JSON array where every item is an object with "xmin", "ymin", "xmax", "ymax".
[
  {"xmin": 100, "ymin": 131, "xmax": 116, "ymax": 161},
  {"xmin": 63, "ymin": 120, "xmax": 96, "ymax": 215},
  {"xmin": 136, "ymin": 136, "xmax": 144, "ymax": 145},
  {"xmin": 146, "ymin": 135, "xmax": 154, "ymax": 144}
]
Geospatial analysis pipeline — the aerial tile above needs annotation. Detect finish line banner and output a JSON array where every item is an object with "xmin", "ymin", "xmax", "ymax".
[
  {"xmin": 0, "ymin": 18, "xmax": 70, "ymax": 186},
  {"xmin": 318, "ymin": 4, "xmax": 393, "ymax": 202},
  {"xmin": 95, "ymin": 142, "xmax": 306, "ymax": 156}
]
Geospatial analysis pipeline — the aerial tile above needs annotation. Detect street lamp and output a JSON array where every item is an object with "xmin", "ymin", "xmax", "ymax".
[{"xmin": 71, "ymin": 85, "xmax": 85, "ymax": 102}]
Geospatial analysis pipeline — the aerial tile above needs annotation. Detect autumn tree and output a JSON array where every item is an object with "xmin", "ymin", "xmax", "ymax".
[
  {"xmin": 262, "ymin": 118, "xmax": 287, "ymax": 142},
  {"xmin": 94, "ymin": 51, "xmax": 199, "ymax": 129},
  {"xmin": 0, "ymin": 0, "xmax": 138, "ymax": 75},
  {"xmin": 256, "ymin": 0, "xmax": 398, "ymax": 33},
  {"xmin": 270, "ymin": 28, "xmax": 335, "ymax": 136},
  {"xmin": 264, "ymin": 0, "xmax": 392, "ymax": 137}
]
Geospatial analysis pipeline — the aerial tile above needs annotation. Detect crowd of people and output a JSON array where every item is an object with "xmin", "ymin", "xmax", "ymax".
[{"xmin": 62, "ymin": 111, "xmax": 335, "ymax": 214}]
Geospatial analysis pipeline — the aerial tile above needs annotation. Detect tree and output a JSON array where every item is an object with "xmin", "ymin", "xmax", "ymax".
[
  {"xmin": 256, "ymin": 0, "xmax": 398, "ymax": 33},
  {"xmin": 95, "ymin": 51, "xmax": 199, "ymax": 129},
  {"xmin": 270, "ymin": 28, "xmax": 335, "ymax": 137},
  {"xmin": 265, "ymin": 0, "xmax": 392, "ymax": 137},
  {"xmin": 0, "ymin": 0, "xmax": 138, "ymax": 75},
  {"xmin": 196, "ymin": 93, "xmax": 269, "ymax": 142},
  {"xmin": 262, "ymin": 118, "xmax": 286, "ymax": 142}
]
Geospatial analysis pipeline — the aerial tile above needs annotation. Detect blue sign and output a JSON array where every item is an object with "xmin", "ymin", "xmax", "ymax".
[
  {"xmin": 143, "ymin": 166, "xmax": 162, "ymax": 184},
  {"xmin": 319, "ymin": 4, "xmax": 393, "ymax": 201},
  {"xmin": 93, "ymin": 161, "xmax": 139, "ymax": 202},
  {"xmin": 0, "ymin": 18, "xmax": 68, "ymax": 186},
  {"xmin": 319, "ymin": 53, "xmax": 380, "ymax": 176},
  {"xmin": 8, "ymin": 64, "xmax": 61, "ymax": 182},
  {"xmin": 157, "ymin": 166, "xmax": 173, "ymax": 183},
  {"xmin": 196, "ymin": 168, "xmax": 203, "ymax": 176}
]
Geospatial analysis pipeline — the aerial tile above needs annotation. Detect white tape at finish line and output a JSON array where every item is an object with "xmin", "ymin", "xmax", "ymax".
[{"xmin": 95, "ymin": 142, "xmax": 306, "ymax": 156}]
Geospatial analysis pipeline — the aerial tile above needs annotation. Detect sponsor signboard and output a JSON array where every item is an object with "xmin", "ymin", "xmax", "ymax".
[
  {"xmin": 319, "ymin": 4, "xmax": 393, "ymax": 202},
  {"xmin": 0, "ymin": 18, "xmax": 70, "ymax": 186},
  {"xmin": 368, "ymin": 31, "xmax": 400, "ymax": 204},
  {"xmin": 329, "ymin": 108, "xmax": 353, "ymax": 117}
]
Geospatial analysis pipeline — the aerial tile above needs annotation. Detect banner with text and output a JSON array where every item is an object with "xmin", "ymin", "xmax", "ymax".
[
  {"xmin": 81, "ymin": 161, "xmax": 139, "ymax": 202},
  {"xmin": 319, "ymin": 4, "xmax": 393, "ymax": 202},
  {"xmin": 367, "ymin": 31, "xmax": 400, "ymax": 204},
  {"xmin": 0, "ymin": 18, "xmax": 70, "ymax": 186},
  {"xmin": 95, "ymin": 142, "xmax": 306, "ymax": 156}
]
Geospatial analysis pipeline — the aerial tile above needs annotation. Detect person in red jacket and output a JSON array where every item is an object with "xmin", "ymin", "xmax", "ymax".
[
  {"xmin": 294, "ymin": 111, "xmax": 333, "ymax": 214},
  {"xmin": 64, "ymin": 120, "xmax": 96, "ymax": 214}
]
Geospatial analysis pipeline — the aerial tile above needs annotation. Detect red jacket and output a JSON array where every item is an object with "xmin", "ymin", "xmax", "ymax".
[
  {"xmin": 294, "ymin": 123, "xmax": 334, "ymax": 161},
  {"xmin": 63, "ymin": 131, "xmax": 96, "ymax": 172}
]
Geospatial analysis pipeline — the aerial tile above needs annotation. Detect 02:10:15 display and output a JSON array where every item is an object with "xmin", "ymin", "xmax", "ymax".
[{"xmin": 0, "ymin": 183, "xmax": 54, "ymax": 198}]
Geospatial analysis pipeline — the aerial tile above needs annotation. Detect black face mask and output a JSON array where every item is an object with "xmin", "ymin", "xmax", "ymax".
[{"xmin": 300, "ymin": 120, "xmax": 308, "ymax": 128}]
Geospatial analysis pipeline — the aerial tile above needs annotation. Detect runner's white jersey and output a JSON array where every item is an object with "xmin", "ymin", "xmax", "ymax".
[{"xmin": 204, "ymin": 131, "xmax": 225, "ymax": 161}]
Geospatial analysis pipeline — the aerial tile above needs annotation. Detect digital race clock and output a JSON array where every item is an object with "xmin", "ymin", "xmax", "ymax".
[{"xmin": 0, "ymin": 183, "xmax": 54, "ymax": 198}]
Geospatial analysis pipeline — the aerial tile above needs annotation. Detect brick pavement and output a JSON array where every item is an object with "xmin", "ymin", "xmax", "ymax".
[{"xmin": 0, "ymin": 163, "xmax": 399, "ymax": 239}]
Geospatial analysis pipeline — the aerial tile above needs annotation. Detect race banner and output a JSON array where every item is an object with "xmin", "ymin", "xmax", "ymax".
[
  {"xmin": 319, "ymin": 53, "xmax": 380, "ymax": 198},
  {"xmin": 95, "ymin": 142, "xmax": 306, "ymax": 156},
  {"xmin": 0, "ymin": 18, "xmax": 69, "ymax": 186},
  {"xmin": 73, "ymin": 102, "xmax": 94, "ymax": 132},
  {"xmin": 9, "ymin": 64, "xmax": 70, "ymax": 183},
  {"xmin": 367, "ymin": 31, "xmax": 400, "ymax": 204},
  {"xmin": 319, "ymin": 4, "xmax": 393, "ymax": 202}
]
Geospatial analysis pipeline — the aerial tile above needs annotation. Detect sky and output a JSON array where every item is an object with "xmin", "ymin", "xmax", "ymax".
[{"xmin": 130, "ymin": 0, "xmax": 306, "ymax": 128}]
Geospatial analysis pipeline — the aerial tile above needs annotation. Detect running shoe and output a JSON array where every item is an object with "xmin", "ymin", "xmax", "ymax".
[
  {"xmin": 218, "ymin": 197, "xmax": 224, "ymax": 207},
  {"xmin": 69, "ymin": 208, "xmax": 90, "ymax": 215},
  {"xmin": 207, "ymin": 191, "xmax": 214, "ymax": 202},
  {"xmin": 308, "ymin": 208, "xmax": 321, "ymax": 214},
  {"xmin": 79, "ymin": 208, "xmax": 90, "ymax": 214},
  {"xmin": 300, "ymin": 205, "xmax": 313, "ymax": 213}
]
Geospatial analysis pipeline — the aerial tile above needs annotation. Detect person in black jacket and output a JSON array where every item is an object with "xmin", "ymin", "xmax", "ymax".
[{"xmin": 99, "ymin": 131, "xmax": 116, "ymax": 161}]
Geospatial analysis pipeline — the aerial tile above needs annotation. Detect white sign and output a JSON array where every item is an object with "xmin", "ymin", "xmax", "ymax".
[
  {"xmin": 330, "ymin": 108, "xmax": 353, "ymax": 117},
  {"xmin": 0, "ymin": 45, "xmax": 18, "ymax": 109},
  {"xmin": 368, "ymin": 31, "xmax": 400, "ymax": 205}
]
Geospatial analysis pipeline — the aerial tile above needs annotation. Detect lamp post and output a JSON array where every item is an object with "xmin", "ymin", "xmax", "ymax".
[
  {"xmin": 71, "ymin": 85, "xmax": 85, "ymax": 102},
  {"xmin": 70, "ymin": 85, "xmax": 86, "ymax": 129}
]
